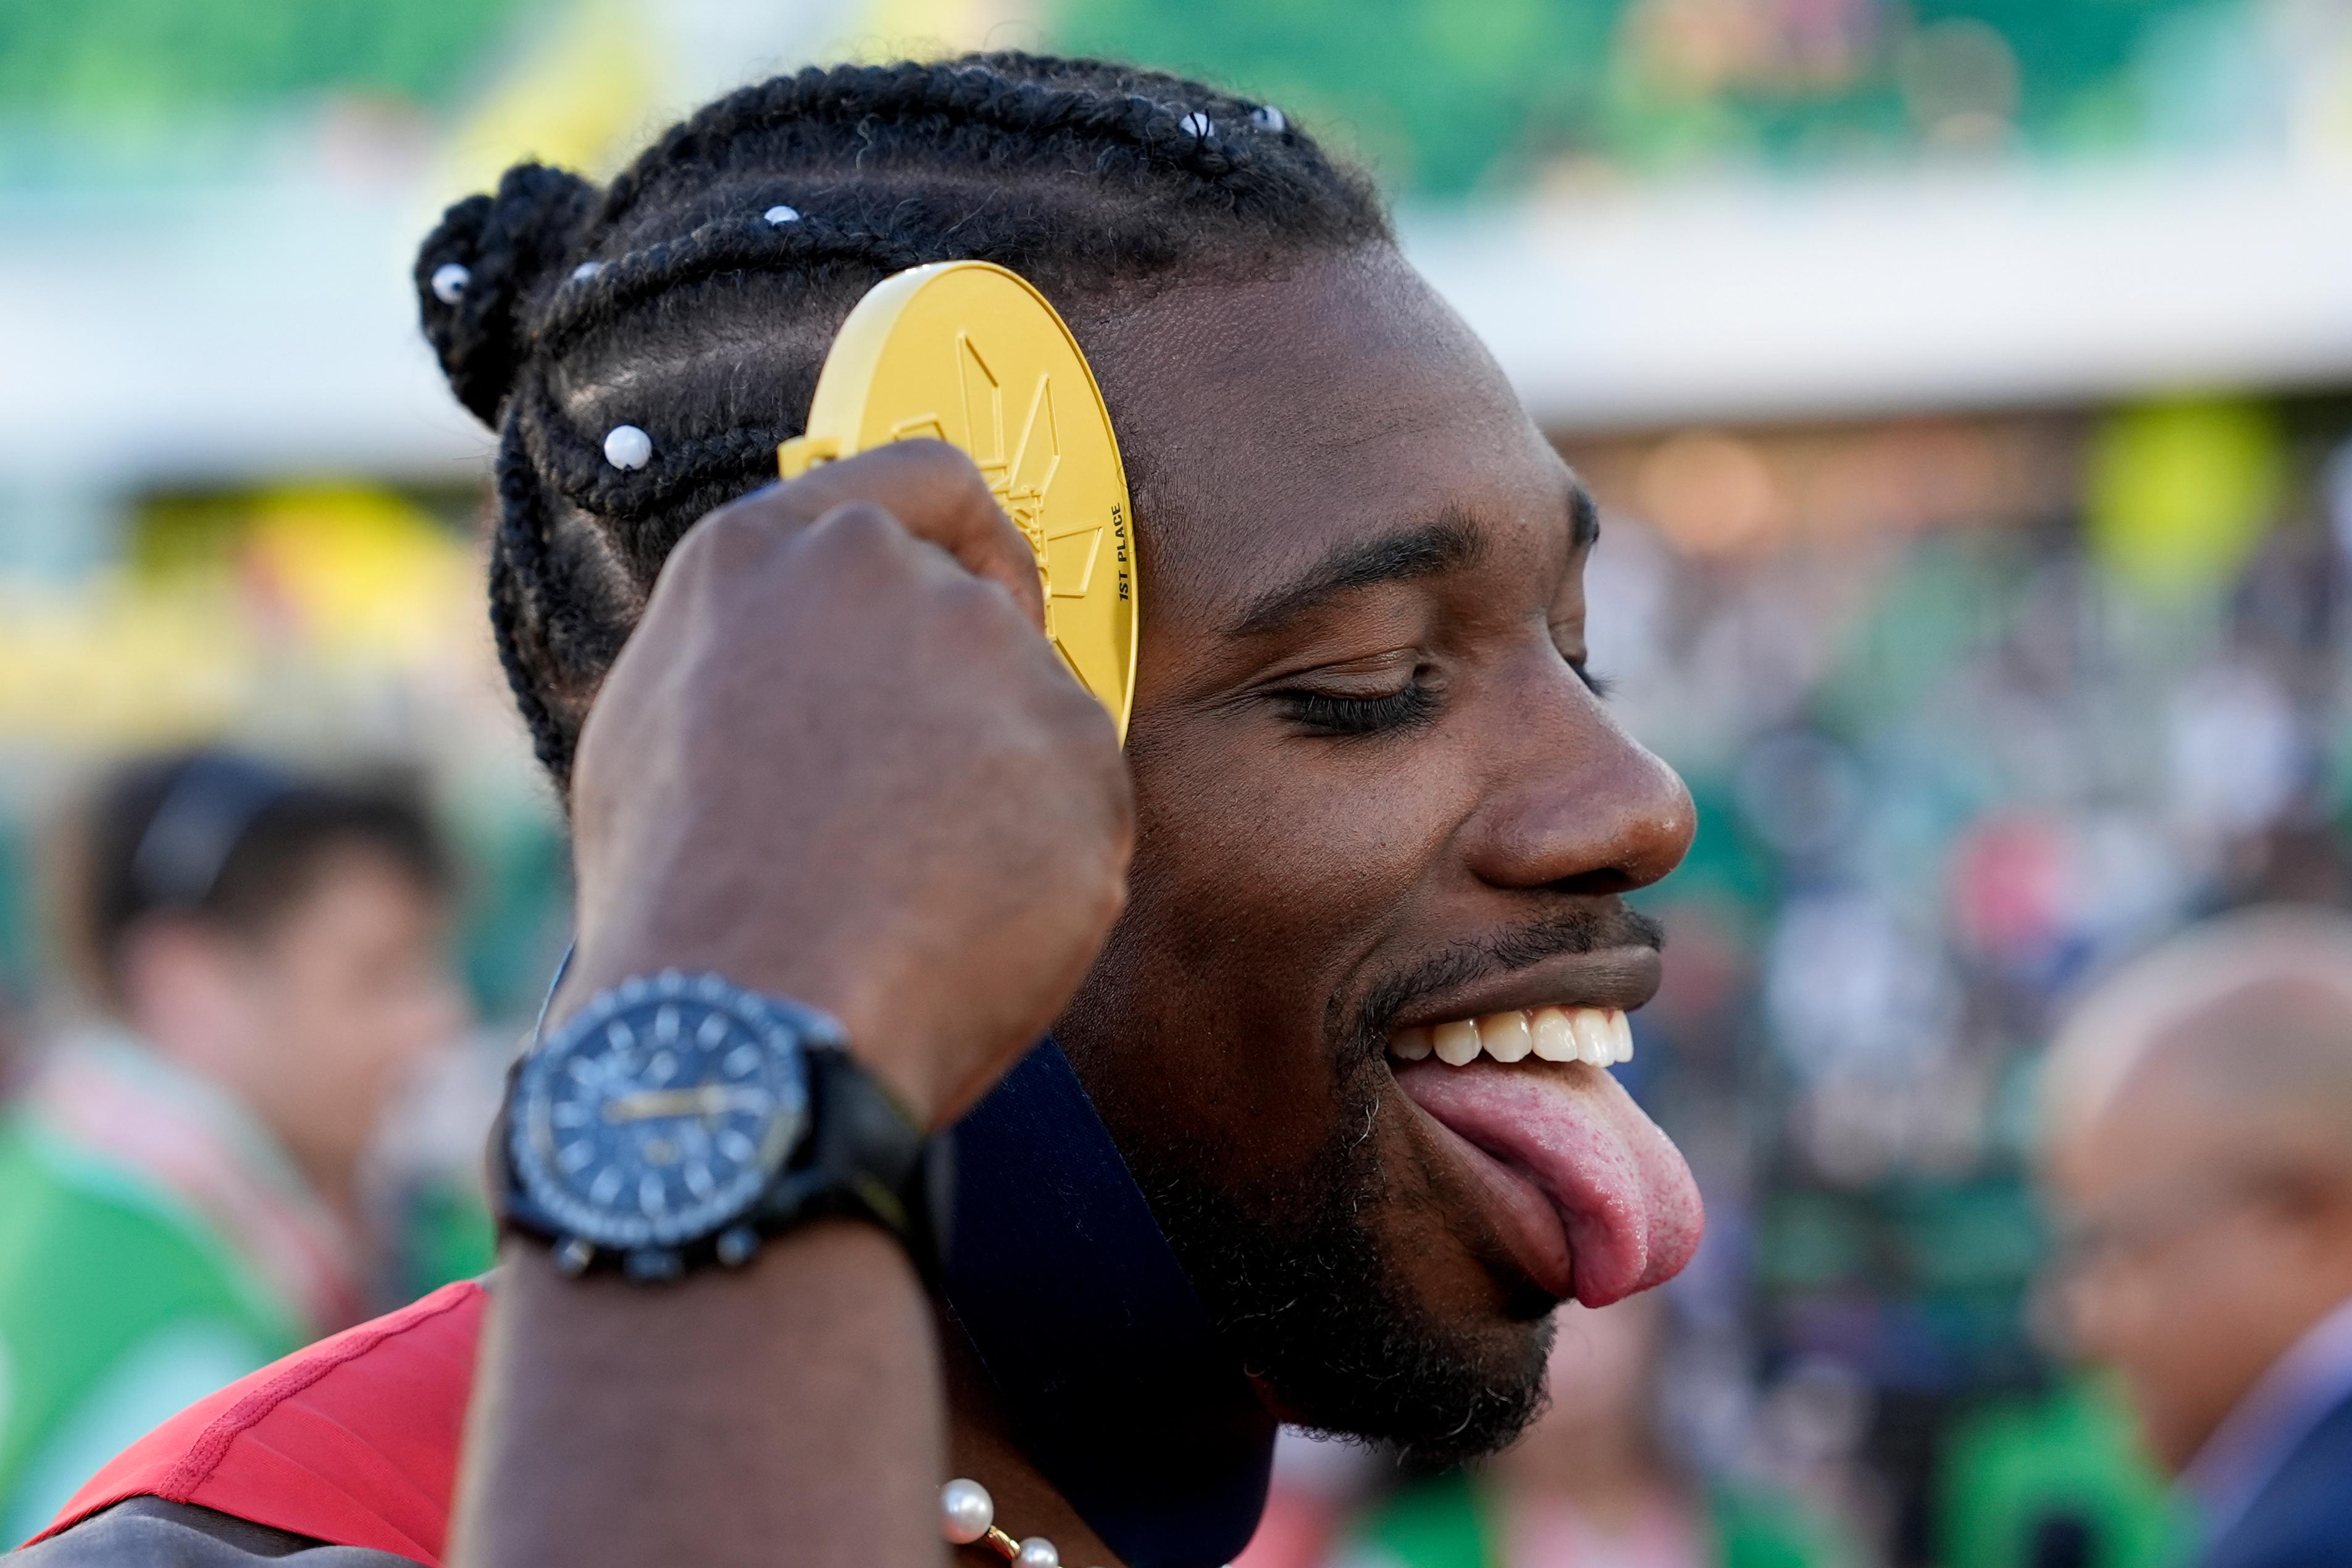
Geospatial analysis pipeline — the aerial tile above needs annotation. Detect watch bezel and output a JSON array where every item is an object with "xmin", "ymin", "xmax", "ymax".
[{"xmin": 507, "ymin": 970, "xmax": 814, "ymax": 1252}]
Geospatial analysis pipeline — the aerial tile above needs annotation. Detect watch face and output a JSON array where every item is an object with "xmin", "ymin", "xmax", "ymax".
[{"xmin": 511, "ymin": 978, "xmax": 810, "ymax": 1249}]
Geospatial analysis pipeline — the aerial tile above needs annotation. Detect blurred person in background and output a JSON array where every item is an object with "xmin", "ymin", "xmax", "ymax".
[
  {"xmin": 2040, "ymin": 909, "xmax": 2352, "ymax": 1568},
  {"xmin": 1340, "ymin": 1293, "xmax": 1841, "ymax": 1568},
  {"xmin": 0, "ymin": 750, "xmax": 467, "ymax": 1541}
]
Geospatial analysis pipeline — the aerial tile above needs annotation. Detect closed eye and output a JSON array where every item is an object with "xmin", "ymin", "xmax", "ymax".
[{"xmin": 1271, "ymin": 678, "xmax": 1441, "ymax": 738}]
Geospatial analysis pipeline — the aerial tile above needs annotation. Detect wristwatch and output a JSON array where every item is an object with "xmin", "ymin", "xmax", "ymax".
[{"xmin": 496, "ymin": 970, "xmax": 944, "ymax": 1284}]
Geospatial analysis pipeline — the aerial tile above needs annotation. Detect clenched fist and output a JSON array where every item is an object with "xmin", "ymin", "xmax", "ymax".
[{"xmin": 556, "ymin": 441, "xmax": 1134, "ymax": 1126}]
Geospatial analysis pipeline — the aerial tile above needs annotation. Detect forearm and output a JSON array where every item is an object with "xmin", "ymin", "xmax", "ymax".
[
  {"xmin": 444, "ymin": 445, "xmax": 1130, "ymax": 1568},
  {"xmin": 451, "ymin": 1224, "xmax": 944, "ymax": 1568}
]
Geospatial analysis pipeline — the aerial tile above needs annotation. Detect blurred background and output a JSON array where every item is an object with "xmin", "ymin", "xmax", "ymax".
[{"xmin": 5, "ymin": 1, "xmax": 2351, "ymax": 1565}]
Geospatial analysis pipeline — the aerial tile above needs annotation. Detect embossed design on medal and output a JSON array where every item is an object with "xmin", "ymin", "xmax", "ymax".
[
  {"xmin": 775, "ymin": 262, "xmax": 1139, "ymax": 740},
  {"xmin": 888, "ymin": 328, "xmax": 1106, "ymax": 663}
]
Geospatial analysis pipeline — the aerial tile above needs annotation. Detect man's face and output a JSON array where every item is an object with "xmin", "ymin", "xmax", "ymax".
[
  {"xmin": 2048, "ymin": 1057, "xmax": 2352, "ymax": 1473},
  {"xmin": 1055, "ymin": 251, "xmax": 1702, "ymax": 1461}
]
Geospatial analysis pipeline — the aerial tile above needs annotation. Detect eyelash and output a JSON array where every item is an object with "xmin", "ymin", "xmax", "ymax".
[
  {"xmin": 1274, "ymin": 657, "xmax": 1610, "ymax": 738},
  {"xmin": 1275, "ymin": 680, "xmax": 1440, "ymax": 737}
]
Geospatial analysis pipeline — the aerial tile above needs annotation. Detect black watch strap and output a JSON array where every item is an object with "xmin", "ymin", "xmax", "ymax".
[{"xmin": 761, "ymin": 1046, "xmax": 951, "ymax": 1288}]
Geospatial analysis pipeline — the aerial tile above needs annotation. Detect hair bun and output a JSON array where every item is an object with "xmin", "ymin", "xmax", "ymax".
[{"xmin": 414, "ymin": 163, "xmax": 600, "ymax": 427}]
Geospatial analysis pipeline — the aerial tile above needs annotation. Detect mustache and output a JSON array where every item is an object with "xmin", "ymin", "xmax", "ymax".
[{"xmin": 1336, "ymin": 902, "xmax": 1667, "ymax": 1068}]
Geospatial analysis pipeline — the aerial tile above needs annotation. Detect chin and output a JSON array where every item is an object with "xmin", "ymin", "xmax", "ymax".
[
  {"xmin": 1125, "ymin": 1095, "xmax": 1563, "ymax": 1467},
  {"xmin": 1260, "ymin": 1253, "xmax": 1559, "ymax": 1468}
]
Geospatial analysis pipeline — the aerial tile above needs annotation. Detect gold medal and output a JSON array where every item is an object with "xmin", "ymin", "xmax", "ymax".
[{"xmin": 778, "ymin": 262, "xmax": 1138, "ymax": 741}]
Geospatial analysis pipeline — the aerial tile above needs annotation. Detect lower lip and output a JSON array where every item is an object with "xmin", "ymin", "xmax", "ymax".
[{"xmin": 1392, "ymin": 1078, "xmax": 1581, "ymax": 1300}]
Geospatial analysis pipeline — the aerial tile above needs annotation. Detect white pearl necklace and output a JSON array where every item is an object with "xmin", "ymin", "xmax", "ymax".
[{"xmin": 940, "ymin": 1477, "xmax": 1097, "ymax": 1568}]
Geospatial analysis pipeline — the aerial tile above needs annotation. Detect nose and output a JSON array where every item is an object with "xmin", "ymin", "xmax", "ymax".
[{"xmin": 1460, "ymin": 669, "xmax": 1695, "ymax": 898}]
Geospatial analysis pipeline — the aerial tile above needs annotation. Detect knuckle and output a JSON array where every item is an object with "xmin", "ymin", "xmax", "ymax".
[
  {"xmin": 885, "ymin": 439, "xmax": 1009, "ymax": 528},
  {"xmin": 798, "ymin": 501, "xmax": 912, "ymax": 572},
  {"xmin": 879, "ymin": 436, "xmax": 987, "ymax": 491},
  {"xmin": 674, "ymin": 501, "xmax": 774, "ymax": 577},
  {"xmin": 815, "ymin": 499, "xmax": 903, "ymax": 540},
  {"xmin": 931, "ymin": 573, "xmax": 1028, "ymax": 646}
]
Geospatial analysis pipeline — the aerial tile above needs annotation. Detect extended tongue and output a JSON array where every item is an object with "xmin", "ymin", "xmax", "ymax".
[{"xmin": 1392, "ymin": 1057, "xmax": 1704, "ymax": 1306}]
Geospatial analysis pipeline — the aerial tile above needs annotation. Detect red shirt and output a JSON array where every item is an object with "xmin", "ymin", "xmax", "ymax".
[{"xmin": 27, "ymin": 1280, "xmax": 485, "ymax": 1564}]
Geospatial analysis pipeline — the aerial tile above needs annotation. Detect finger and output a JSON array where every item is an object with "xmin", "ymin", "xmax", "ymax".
[{"xmin": 714, "ymin": 440, "xmax": 1046, "ymax": 630}]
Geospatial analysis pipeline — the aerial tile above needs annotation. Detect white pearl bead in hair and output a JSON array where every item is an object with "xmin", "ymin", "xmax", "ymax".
[
  {"xmin": 603, "ymin": 424, "xmax": 653, "ymax": 471},
  {"xmin": 1016, "ymin": 1537, "xmax": 1060, "ymax": 1568},
  {"xmin": 1250, "ymin": 104, "xmax": 1286, "ymax": 132},
  {"xmin": 571, "ymin": 261, "xmax": 605, "ymax": 281},
  {"xmin": 1178, "ymin": 111, "xmax": 1215, "ymax": 140},
  {"xmin": 430, "ymin": 262, "xmax": 469, "ymax": 304},
  {"xmin": 940, "ymin": 1478, "xmax": 994, "ymax": 1545},
  {"xmin": 765, "ymin": 204, "xmax": 801, "ymax": 225}
]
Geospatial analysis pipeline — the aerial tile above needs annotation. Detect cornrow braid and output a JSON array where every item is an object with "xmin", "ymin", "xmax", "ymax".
[{"xmin": 416, "ymin": 51, "xmax": 1391, "ymax": 786}]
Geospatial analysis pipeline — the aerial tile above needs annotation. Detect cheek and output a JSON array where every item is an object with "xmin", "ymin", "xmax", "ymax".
[
  {"xmin": 1063, "ymin": 721, "xmax": 1460, "ymax": 1170},
  {"xmin": 274, "ymin": 956, "xmax": 422, "ymax": 1088},
  {"xmin": 1130, "ymin": 717, "xmax": 1462, "ymax": 959},
  {"xmin": 2098, "ymin": 1253, "xmax": 2237, "ymax": 1396}
]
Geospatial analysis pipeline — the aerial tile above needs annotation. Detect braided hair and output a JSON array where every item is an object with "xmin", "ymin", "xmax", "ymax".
[{"xmin": 413, "ymin": 52, "xmax": 1391, "ymax": 787}]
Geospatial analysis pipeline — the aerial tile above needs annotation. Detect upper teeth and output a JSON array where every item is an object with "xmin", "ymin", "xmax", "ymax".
[{"xmin": 1391, "ymin": 1007, "xmax": 1632, "ymax": 1067}]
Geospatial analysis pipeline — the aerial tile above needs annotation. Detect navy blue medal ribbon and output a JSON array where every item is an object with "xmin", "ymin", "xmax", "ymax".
[{"xmin": 945, "ymin": 1038, "xmax": 1274, "ymax": 1568}]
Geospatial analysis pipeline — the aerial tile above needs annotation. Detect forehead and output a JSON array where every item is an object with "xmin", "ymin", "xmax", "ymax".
[
  {"xmin": 268, "ymin": 844, "xmax": 445, "ymax": 935},
  {"xmin": 1081, "ymin": 249, "xmax": 1568, "ymax": 627},
  {"xmin": 2054, "ymin": 1032, "xmax": 2271, "ymax": 1206}
]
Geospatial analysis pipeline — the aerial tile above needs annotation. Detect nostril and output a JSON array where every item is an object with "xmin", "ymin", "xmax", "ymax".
[{"xmin": 1549, "ymin": 867, "xmax": 1640, "ymax": 898}]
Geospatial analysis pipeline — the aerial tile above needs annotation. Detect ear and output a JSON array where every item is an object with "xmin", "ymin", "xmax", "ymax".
[{"xmin": 115, "ymin": 919, "xmax": 260, "ymax": 1077}]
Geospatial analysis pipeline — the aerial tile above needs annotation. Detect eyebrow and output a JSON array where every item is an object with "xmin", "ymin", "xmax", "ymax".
[
  {"xmin": 1229, "ymin": 481, "xmax": 1600, "ymax": 639},
  {"xmin": 1231, "ymin": 511, "xmax": 1485, "ymax": 638}
]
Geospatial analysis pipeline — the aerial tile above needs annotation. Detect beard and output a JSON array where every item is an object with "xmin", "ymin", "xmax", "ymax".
[
  {"xmin": 1065, "ymin": 899, "xmax": 1662, "ymax": 1467},
  {"xmin": 1120, "ymin": 1065, "xmax": 1558, "ymax": 1467}
]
